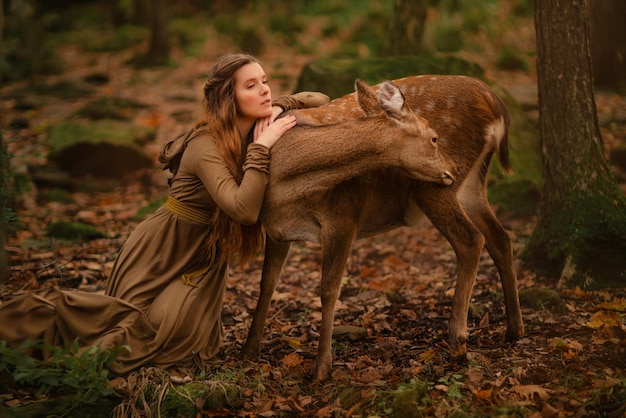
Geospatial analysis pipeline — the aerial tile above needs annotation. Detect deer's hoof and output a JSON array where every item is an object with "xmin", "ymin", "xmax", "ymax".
[
  {"xmin": 448, "ymin": 335, "xmax": 468, "ymax": 360},
  {"xmin": 239, "ymin": 343, "xmax": 260, "ymax": 360},
  {"xmin": 313, "ymin": 360, "xmax": 332, "ymax": 382},
  {"xmin": 505, "ymin": 323, "xmax": 525, "ymax": 342}
]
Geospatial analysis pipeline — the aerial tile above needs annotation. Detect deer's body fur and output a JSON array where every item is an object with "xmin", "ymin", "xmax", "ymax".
[{"xmin": 242, "ymin": 75, "xmax": 524, "ymax": 381}]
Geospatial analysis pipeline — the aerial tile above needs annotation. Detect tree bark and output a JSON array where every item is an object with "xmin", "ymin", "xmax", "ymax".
[
  {"xmin": 523, "ymin": 0, "xmax": 626, "ymax": 288},
  {"xmin": 385, "ymin": 0, "xmax": 428, "ymax": 55}
]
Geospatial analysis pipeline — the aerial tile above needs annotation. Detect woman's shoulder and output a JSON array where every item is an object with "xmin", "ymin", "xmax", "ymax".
[{"xmin": 185, "ymin": 130, "xmax": 218, "ymax": 152}]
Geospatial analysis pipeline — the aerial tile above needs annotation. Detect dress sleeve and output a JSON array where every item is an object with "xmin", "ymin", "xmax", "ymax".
[
  {"xmin": 192, "ymin": 138, "xmax": 271, "ymax": 225},
  {"xmin": 272, "ymin": 91, "xmax": 330, "ymax": 112}
]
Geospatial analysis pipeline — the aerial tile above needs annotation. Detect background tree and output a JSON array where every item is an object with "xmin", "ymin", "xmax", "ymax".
[
  {"xmin": 385, "ymin": 0, "xmax": 428, "ymax": 55},
  {"xmin": 0, "ymin": 0, "xmax": 5, "ymax": 283},
  {"xmin": 145, "ymin": 0, "xmax": 170, "ymax": 66},
  {"xmin": 588, "ymin": 0, "xmax": 626, "ymax": 87},
  {"xmin": 523, "ymin": 0, "xmax": 626, "ymax": 288},
  {"xmin": 0, "ymin": 131, "xmax": 6, "ymax": 285}
]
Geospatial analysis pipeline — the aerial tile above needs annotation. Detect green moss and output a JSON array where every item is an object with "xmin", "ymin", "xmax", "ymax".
[
  {"xmin": 524, "ymin": 188, "xmax": 626, "ymax": 288},
  {"xmin": 74, "ymin": 96, "xmax": 148, "ymax": 121},
  {"xmin": 46, "ymin": 120, "xmax": 155, "ymax": 177},
  {"xmin": 47, "ymin": 120, "xmax": 153, "ymax": 153},
  {"xmin": 45, "ymin": 188, "xmax": 74, "ymax": 204},
  {"xmin": 47, "ymin": 220, "xmax": 104, "ymax": 241}
]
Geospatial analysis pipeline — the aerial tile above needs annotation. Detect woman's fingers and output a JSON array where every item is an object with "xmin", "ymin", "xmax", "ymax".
[{"xmin": 254, "ymin": 115, "xmax": 296, "ymax": 149}]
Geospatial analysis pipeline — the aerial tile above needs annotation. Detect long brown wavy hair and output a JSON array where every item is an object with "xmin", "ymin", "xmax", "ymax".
[{"xmin": 198, "ymin": 53, "xmax": 265, "ymax": 265}]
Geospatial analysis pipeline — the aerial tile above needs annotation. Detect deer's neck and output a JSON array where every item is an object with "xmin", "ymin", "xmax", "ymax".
[{"xmin": 268, "ymin": 118, "xmax": 395, "ymax": 200}]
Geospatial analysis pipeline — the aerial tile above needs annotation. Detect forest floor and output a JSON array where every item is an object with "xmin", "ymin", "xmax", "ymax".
[{"xmin": 1, "ymin": 11, "xmax": 626, "ymax": 418}]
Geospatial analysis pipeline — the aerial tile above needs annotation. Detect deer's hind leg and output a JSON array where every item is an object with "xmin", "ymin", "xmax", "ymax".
[
  {"xmin": 462, "ymin": 192, "xmax": 524, "ymax": 342},
  {"xmin": 414, "ymin": 186, "xmax": 485, "ymax": 361},
  {"xmin": 241, "ymin": 236, "xmax": 291, "ymax": 360}
]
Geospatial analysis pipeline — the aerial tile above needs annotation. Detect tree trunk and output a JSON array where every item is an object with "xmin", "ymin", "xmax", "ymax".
[
  {"xmin": 0, "ymin": 0, "xmax": 4, "ymax": 86},
  {"xmin": 523, "ymin": 0, "xmax": 626, "ymax": 288},
  {"xmin": 385, "ymin": 0, "xmax": 428, "ymax": 55},
  {"xmin": 0, "ymin": 131, "xmax": 7, "ymax": 285},
  {"xmin": 588, "ymin": 0, "xmax": 626, "ymax": 86},
  {"xmin": 0, "ymin": 0, "xmax": 5, "ymax": 283},
  {"xmin": 146, "ymin": 0, "xmax": 169, "ymax": 66}
]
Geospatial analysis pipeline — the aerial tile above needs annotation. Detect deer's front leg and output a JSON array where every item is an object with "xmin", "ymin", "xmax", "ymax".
[
  {"xmin": 241, "ymin": 236, "xmax": 291, "ymax": 359},
  {"xmin": 314, "ymin": 223, "xmax": 356, "ymax": 381},
  {"xmin": 417, "ymin": 189, "xmax": 484, "ymax": 360}
]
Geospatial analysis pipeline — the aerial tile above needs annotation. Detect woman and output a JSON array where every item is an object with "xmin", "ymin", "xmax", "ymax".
[{"xmin": 0, "ymin": 53, "xmax": 330, "ymax": 374}]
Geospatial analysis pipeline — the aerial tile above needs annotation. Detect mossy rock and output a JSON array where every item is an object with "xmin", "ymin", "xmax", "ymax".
[
  {"xmin": 294, "ymin": 56, "xmax": 542, "ymax": 216},
  {"xmin": 295, "ymin": 55, "xmax": 485, "ymax": 99},
  {"xmin": 47, "ymin": 220, "xmax": 104, "ymax": 241},
  {"xmin": 518, "ymin": 287, "xmax": 567, "ymax": 313},
  {"xmin": 74, "ymin": 96, "xmax": 149, "ymax": 121},
  {"xmin": 47, "ymin": 120, "xmax": 155, "ymax": 178}
]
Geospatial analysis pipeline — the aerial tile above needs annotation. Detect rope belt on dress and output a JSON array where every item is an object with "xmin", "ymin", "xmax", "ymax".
[
  {"xmin": 165, "ymin": 195, "xmax": 216, "ymax": 287},
  {"xmin": 165, "ymin": 195, "xmax": 211, "ymax": 225},
  {"xmin": 181, "ymin": 266, "xmax": 210, "ymax": 287}
]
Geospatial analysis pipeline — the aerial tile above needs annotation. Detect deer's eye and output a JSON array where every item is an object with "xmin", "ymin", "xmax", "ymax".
[{"xmin": 431, "ymin": 137, "xmax": 438, "ymax": 144}]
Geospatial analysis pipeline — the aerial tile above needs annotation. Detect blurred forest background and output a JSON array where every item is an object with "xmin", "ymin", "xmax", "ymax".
[{"xmin": 0, "ymin": 0, "xmax": 626, "ymax": 417}]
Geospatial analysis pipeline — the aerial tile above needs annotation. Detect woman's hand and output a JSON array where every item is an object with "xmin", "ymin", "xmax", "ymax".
[
  {"xmin": 253, "ymin": 114, "xmax": 296, "ymax": 149},
  {"xmin": 254, "ymin": 105, "xmax": 286, "ymax": 135}
]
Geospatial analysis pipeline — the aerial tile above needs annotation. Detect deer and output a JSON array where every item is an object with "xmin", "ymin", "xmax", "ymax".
[{"xmin": 241, "ymin": 75, "xmax": 525, "ymax": 381}]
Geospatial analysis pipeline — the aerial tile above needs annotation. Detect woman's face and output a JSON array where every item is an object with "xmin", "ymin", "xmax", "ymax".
[{"xmin": 234, "ymin": 62, "xmax": 272, "ymax": 120}]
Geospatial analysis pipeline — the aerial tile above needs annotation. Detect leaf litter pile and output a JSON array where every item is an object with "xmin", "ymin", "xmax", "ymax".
[
  {"xmin": 2, "ymin": 195, "xmax": 626, "ymax": 416},
  {"xmin": 2, "ymin": 29, "xmax": 626, "ymax": 418}
]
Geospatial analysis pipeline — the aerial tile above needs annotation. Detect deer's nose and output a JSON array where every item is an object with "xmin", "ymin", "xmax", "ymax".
[{"xmin": 442, "ymin": 171, "xmax": 455, "ymax": 185}]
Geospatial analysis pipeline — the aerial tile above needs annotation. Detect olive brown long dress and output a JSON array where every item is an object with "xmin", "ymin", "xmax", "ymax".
[{"xmin": 0, "ymin": 92, "xmax": 330, "ymax": 374}]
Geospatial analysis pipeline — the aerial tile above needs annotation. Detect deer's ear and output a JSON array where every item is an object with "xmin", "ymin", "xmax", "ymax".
[
  {"xmin": 378, "ymin": 81, "xmax": 407, "ymax": 120},
  {"xmin": 355, "ymin": 79, "xmax": 381, "ymax": 115}
]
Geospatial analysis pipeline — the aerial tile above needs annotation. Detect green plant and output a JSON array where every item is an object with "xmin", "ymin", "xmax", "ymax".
[
  {"xmin": 388, "ymin": 378, "xmax": 432, "ymax": 417},
  {"xmin": 0, "ymin": 339, "xmax": 127, "ymax": 415},
  {"xmin": 438, "ymin": 373, "xmax": 465, "ymax": 400}
]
